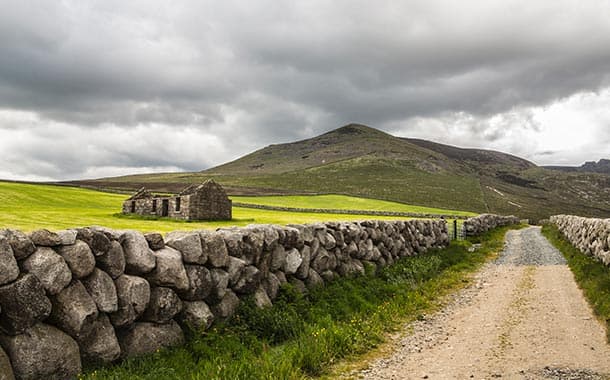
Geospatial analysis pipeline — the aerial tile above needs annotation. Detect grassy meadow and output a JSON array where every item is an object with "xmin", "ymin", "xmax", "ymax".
[{"xmin": 0, "ymin": 181, "xmax": 470, "ymax": 233}]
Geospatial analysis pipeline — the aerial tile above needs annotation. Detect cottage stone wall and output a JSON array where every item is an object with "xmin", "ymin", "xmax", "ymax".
[
  {"xmin": 0, "ymin": 215, "xmax": 512, "ymax": 379},
  {"xmin": 550, "ymin": 215, "xmax": 610, "ymax": 266},
  {"xmin": 462, "ymin": 214, "xmax": 520, "ymax": 236}
]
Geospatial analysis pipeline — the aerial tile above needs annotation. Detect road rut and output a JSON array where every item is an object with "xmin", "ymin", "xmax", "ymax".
[{"xmin": 352, "ymin": 227, "xmax": 610, "ymax": 380}]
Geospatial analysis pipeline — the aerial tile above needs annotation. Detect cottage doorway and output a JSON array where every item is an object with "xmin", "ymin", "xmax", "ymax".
[{"xmin": 161, "ymin": 199, "xmax": 169, "ymax": 216}]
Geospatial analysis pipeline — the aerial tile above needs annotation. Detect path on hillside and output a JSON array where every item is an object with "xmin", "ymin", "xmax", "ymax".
[{"xmin": 350, "ymin": 227, "xmax": 610, "ymax": 380}]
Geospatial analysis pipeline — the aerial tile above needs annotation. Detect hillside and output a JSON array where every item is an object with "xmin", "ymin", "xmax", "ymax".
[{"xmin": 69, "ymin": 124, "xmax": 610, "ymax": 221}]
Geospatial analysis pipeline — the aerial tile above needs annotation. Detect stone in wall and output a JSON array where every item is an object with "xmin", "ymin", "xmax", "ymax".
[
  {"xmin": 20, "ymin": 247, "xmax": 72, "ymax": 295},
  {"xmin": 0, "ymin": 323, "xmax": 81, "ymax": 380},
  {"xmin": 0, "ymin": 274, "xmax": 51, "ymax": 335},
  {"xmin": 0, "ymin": 237, "xmax": 19, "ymax": 286},
  {"xmin": 117, "ymin": 321, "xmax": 184, "ymax": 359},
  {"xmin": 119, "ymin": 231, "xmax": 156, "ymax": 275}
]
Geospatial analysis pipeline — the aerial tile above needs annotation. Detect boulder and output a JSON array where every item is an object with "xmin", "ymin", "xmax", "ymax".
[
  {"xmin": 0, "ymin": 323, "xmax": 81, "ymax": 380},
  {"xmin": 120, "ymin": 231, "xmax": 156, "ymax": 275},
  {"xmin": 76, "ymin": 229, "xmax": 112, "ymax": 256},
  {"xmin": 262, "ymin": 272, "xmax": 280, "ymax": 300},
  {"xmin": 81, "ymin": 268, "xmax": 118, "ymax": 313},
  {"xmin": 0, "ymin": 229, "xmax": 35, "ymax": 260},
  {"xmin": 311, "ymin": 247, "xmax": 334, "ymax": 274},
  {"xmin": 232, "ymin": 265, "xmax": 261, "ymax": 294},
  {"xmin": 55, "ymin": 229, "xmax": 77, "ymax": 246},
  {"xmin": 226, "ymin": 256, "xmax": 246, "ymax": 287},
  {"xmin": 109, "ymin": 274, "xmax": 150, "ymax": 328},
  {"xmin": 165, "ymin": 231, "xmax": 206, "ymax": 265},
  {"xmin": 142, "ymin": 287, "xmax": 182, "ymax": 324},
  {"xmin": 28, "ymin": 229, "xmax": 61, "ymax": 247},
  {"xmin": 211, "ymin": 290, "xmax": 240, "ymax": 320},
  {"xmin": 177, "ymin": 300, "xmax": 214, "ymax": 331},
  {"xmin": 76, "ymin": 314, "xmax": 121, "ymax": 364},
  {"xmin": 144, "ymin": 233, "xmax": 164, "ymax": 250},
  {"xmin": 200, "ymin": 231, "xmax": 228, "ymax": 267},
  {"xmin": 96, "ymin": 240, "xmax": 126, "ymax": 279},
  {"xmin": 206, "ymin": 269, "xmax": 230, "ymax": 304},
  {"xmin": 49, "ymin": 280, "xmax": 98, "ymax": 338},
  {"xmin": 56, "ymin": 240, "xmax": 96, "ymax": 279},
  {"xmin": 146, "ymin": 247, "xmax": 189, "ymax": 291},
  {"xmin": 20, "ymin": 247, "xmax": 72, "ymax": 295},
  {"xmin": 283, "ymin": 248, "xmax": 302, "ymax": 275},
  {"xmin": 179, "ymin": 265, "xmax": 213, "ymax": 301},
  {"xmin": 269, "ymin": 245, "xmax": 286, "ymax": 272},
  {"xmin": 295, "ymin": 246, "xmax": 311, "ymax": 280},
  {"xmin": 288, "ymin": 277, "xmax": 307, "ymax": 294},
  {"xmin": 0, "ymin": 237, "xmax": 19, "ymax": 286},
  {"xmin": 118, "ymin": 321, "xmax": 184, "ymax": 359},
  {"xmin": 0, "ymin": 274, "xmax": 51, "ymax": 335},
  {"xmin": 0, "ymin": 346, "xmax": 14, "ymax": 380},
  {"xmin": 305, "ymin": 268, "xmax": 324, "ymax": 289},
  {"xmin": 253, "ymin": 287, "xmax": 272, "ymax": 308}
]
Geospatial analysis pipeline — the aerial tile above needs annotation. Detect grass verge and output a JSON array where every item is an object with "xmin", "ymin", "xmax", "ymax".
[
  {"xmin": 541, "ymin": 224, "xmax": 610, "ymax": 341},
  {"xmin": 81, "ymin": 226, "xmax": 516, "ymax": 380}
]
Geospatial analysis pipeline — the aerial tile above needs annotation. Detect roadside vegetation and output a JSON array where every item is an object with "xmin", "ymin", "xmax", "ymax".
[
  {"xmin": 0, "ymin": 181, "xmax": 468, "ymax": 232},
  {"xmin": 81, "ymin": 225, "xmax": 518, "ymax": 379},
  {"xmin": 541, "ymin": 224, "xmax": 610, "ymax": 340}
]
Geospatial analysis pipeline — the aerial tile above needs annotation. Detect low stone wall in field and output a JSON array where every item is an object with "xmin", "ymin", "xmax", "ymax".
[
  {"xmin": 550, "ymin": 215, "xmax": 610, "ymax": 265},
  {"xmin": 0, "ymin": 219, "xmax": 450, "ymax": 379},
  {"xmin": 462, "ymin": 214, "xmax": 520, "ymax": 236}
]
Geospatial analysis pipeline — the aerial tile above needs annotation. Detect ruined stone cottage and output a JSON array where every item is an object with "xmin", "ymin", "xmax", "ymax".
[{"xmin": 122, "ymin": 179, "xmax": 232, "ymax": 220}]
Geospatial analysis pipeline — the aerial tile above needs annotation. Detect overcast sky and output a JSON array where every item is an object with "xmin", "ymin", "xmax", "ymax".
[{"xmin": 1, "ymin": 1, "xmax": 609, "ymax": 181}]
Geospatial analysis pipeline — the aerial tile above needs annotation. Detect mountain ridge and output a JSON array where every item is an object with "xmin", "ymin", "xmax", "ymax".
[{"xmin": 69, "ymin": 123, "xmax": 610, "ymax": 221}]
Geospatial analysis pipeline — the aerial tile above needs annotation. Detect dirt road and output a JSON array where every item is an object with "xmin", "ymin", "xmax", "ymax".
[{"xmin": 353, "ymin": 227, "xmax": 610, "ymax": 380}]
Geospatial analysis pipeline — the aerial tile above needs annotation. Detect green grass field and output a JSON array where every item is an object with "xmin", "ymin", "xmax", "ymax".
[
  {"xmin": 0, "ymin": 181, "xmax": 470, "ymax": 233},
  {"xmin": 232, "ymin": 194, "xmax": 476, "ymax": 217}
]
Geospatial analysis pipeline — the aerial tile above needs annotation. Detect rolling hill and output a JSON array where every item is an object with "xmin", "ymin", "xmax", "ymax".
[{"xmin": 70, "ymin": 124, "xmax": 610, "ymax": 221}]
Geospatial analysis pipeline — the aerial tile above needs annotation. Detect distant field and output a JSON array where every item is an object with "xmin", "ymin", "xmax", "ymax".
[
  {"xmin": 0, "ymin": 182, "xmax": 463, "ymax": 233},
  {"xmin": 232, "ymin": 194, "xmax": 476, "ymax": 217}
]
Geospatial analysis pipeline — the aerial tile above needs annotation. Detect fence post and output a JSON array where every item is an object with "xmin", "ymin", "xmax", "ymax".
[{"xmin": 453, "ymin": 219, "xmax": 458, "ymax": 240}]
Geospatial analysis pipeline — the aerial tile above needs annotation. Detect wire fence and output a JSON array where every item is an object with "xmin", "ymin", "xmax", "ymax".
[{"xmin": 447, "ymin": 219, "xmax": 465, "ymax": 241}]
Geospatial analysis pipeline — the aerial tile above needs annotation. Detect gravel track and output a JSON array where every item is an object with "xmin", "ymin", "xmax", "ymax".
[{"xmin": 346, "ymin": 227, "xmax": 610, "ymax": 380}]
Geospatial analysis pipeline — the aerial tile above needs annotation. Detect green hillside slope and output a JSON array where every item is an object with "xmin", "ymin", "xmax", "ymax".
[{"xmin": 68, "ymin": 124, "xmax": 610, "ymax": 221}]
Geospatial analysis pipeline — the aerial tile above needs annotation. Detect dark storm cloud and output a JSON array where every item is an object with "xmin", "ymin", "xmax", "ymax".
[{"xmin": 0, "ymin": 1, "xmax": 609, "ymax": 179}]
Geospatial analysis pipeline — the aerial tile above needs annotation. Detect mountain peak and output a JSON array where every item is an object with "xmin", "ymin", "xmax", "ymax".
[{"xmin": 323, "ymin": 123, "xmax": 390, "ymax": 138}]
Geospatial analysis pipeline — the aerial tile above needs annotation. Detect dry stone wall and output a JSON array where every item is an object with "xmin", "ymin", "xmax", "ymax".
[
  {"xmin": 462, "ymin": 214, "xmax": 520, "ymax": 236},
  {"xmin": 0, "ymin": 219, "xmax": 449, "ymax": 379},
  {"xmin": 550, "ymin": 215, "xmax": 610, "ymax": 266}
]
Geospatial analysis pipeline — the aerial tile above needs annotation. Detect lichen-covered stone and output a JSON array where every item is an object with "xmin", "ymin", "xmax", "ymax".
[
  {"xmin": 56, "ymin": 240, "xmax": 96, "ymax": 279},
  {"xmin": 28, "ymin": 229, "xmax": 61, "ymax": 247},
  {"xmin": 253, "ymin": 286, "xmax": 272, "ymax": 308},
  {"xmin": 283, "ymin": 248, "xmax": 302, "ymax": 275},
  {"xmin": 96, "ymin": 240, "xmax": 126, "ymax": 279},
  {"xmin": 0, "ymin": 323, "xmax": 81, "ymax": 380},
  {"xmin": 177, "ymin": 300, "xmax": 214, "ymax": 331},
  {"xmin": 49, "ymin": 280, "xmax": 98, "ymax": 339},
  {"xmin": 200, "ymin": 231, "xmax": 228, "ymax": 267},
  {"xmin": 118, "ymin": 321, "xmax": 184, "ymax": 359},
  {"xmin": 179, "ymin": 265, "xmax": 213, "ymax": 301},
  {"xmin": 295, "ymin": 246, "xmax": 311, "ymax": 279},
  {"xmin": 146, "ymin": 247, "xmax": 189, "ymax": 291},
  {"xmin": 269, "ymin": 245, "xmax": 286, "ymax": 272},
  {"xmin": 226, "ymin": 256, "xmax": 246, "ymax": 287},
  {"xmin": 211, "ymin": 290, "xmax": 240, "ymax": 320},
  {"xmin": 206, "ymin": 269, "xmax": 230, "ymax": 304},
  {"xmin": 142, "ymin": 287, "xmax": 182, "ymax": 324},
  {"xmin": 0, "ymin": 237, "xmax": 18, "ymax": 286},
  {"xmin": 109, "ymin": 274, "xmax": 150, "ymax": 328},
  {"xmin": 82, "ymin": 268, "xmax": 118, "ymax": 313},
  {"xmin": 166, "ymin": 231, "xmax": 206, "ymax": 264},
  {"xmin": 144, "ymin": 233, "xmax": 165, "ymax": 250},
  {"xmin": 120, "ymin": 231, "xmax": 156, "ymax": 275},
  {"xmin": 262, "ymin": 272, "xmax": 280, "ymax": 300},
  {"xmin": 76, "ymin": 313, "xmax": 121, "ymax": 364},
  {"xmin": 55, "ymin": 229, "xmax": 77, "ymax": 246},
  {"xmin": 0, "ymin": 274, "xmax": 51, "ymax": 335},
  {"xmin": 0, "ymin": 229, "xmax": 35, "ymax": 260},
  {"xmin": 21, "ymin": 247, "xmax": 72, "ymax": 295},
  {"xmin": 232, "ymin": 265, "xmax": 261, "ymax": 294},
  {"xmin": 0, "ymin": 345, "xmax": 14, "ymax": 380}
]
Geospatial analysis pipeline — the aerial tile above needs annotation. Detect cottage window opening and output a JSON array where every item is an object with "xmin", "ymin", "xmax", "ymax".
[
  {"xmin": 152, "ymin": 199, "xmax": 157, "ymax": 212},
  {"xmin": 175, "ymin": 197, "xmax": 181, "ymax": 212},
  {"xmin": 130, "ymin": 201, "xmax": 136, "ymax": 213}
]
